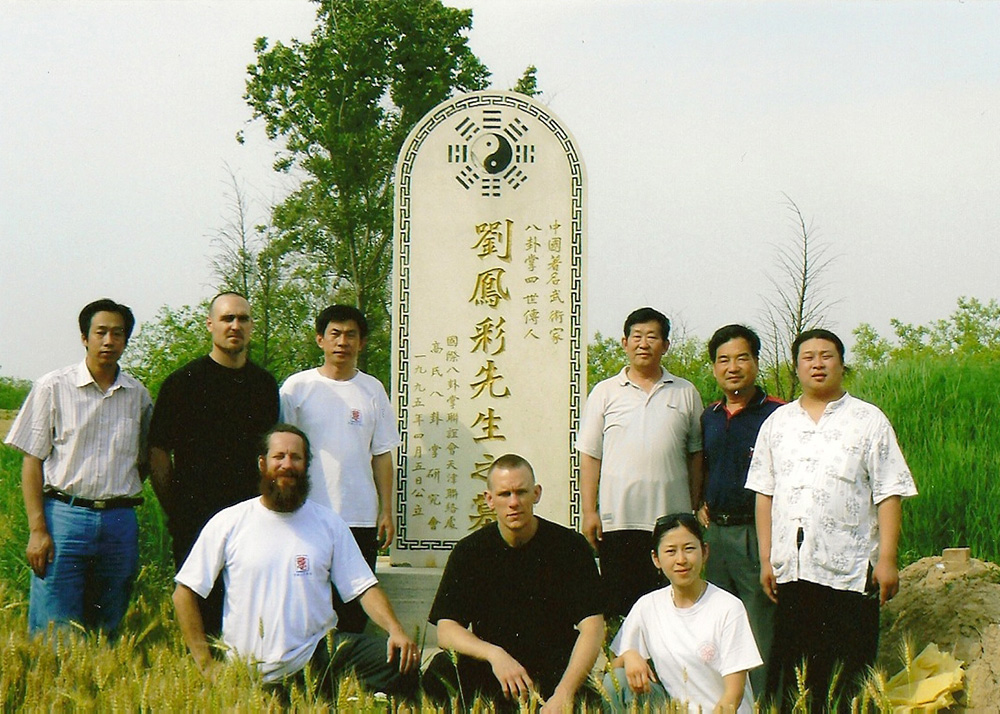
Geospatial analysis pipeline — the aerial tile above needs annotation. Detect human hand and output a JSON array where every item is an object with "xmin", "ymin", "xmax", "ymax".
[
  {"xmin": 489, "ymin": 647, "xmax": 535, "ymax": 700},
  {"xmin": 386, "ymin": 630, "xmax": 420, "ymax": 674},
  {"xmin": 581, "ymin": 511, "xmax": 603, "ymax": 551},
  {"xmin": 759, "ymin": 560, "xmax": 778, "ymax": 604},
  {"xmin": 541, "ymin": 684, "xmax": 575, "ymax": 713},
  {"xmin": 26, "ymin": 529, "xmax": 54, "ymax": 577},
  {"xmin": 623, "ymin": 649, "xmax": 657, "ymax": 694},
  {"xmin": 377, "ymin": 509, "xmax": 395, "ymax": 549},
  {"xmin": 697, "ymin": 503, "xmax": 711, "ymax": 528},
  {"xmin": 871, "ymin": 558, "xmax": 899, "ymax": 605}
]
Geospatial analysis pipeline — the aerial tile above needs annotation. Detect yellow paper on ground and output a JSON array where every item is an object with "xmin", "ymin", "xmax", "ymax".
[{"xmin": 885, "ymin": 642, "xmax": 964, "ymax": 712}]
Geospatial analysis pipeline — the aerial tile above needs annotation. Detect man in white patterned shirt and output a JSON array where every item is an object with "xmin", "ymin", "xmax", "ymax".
[
  {"xmin": 5, "ymin": 299, "xmax": 152, "ymax": 635},
  {"xmin": 746, "ymin": 328, "xmax": 917, "ymax": 704}
]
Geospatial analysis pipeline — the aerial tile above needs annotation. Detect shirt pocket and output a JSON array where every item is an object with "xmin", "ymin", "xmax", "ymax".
[
  {"xmin": 826, "ymin": 453, "xmax": 863, "ymax": 526},
  {"xmin": 112, "ymin": 416, "xmax": 141, "ymax": 459}
]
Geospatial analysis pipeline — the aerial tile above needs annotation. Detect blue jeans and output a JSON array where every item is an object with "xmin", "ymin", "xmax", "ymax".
[{"xmin": 29, "ymin": 498, "xmax": 139, "ymax": 635}]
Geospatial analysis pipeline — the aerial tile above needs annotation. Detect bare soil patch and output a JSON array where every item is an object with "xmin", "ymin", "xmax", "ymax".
[{"xmin": 880, "ymin": 555, "xmax": 1000, "ymax": 711}]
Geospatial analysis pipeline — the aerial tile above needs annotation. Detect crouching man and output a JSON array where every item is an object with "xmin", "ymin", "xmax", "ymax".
[
  {"xmin": 424, "ymin": 454, "xmax": 605, "ymax": 712},
  {"xmin": 172, "ymin": 424, "xmax": 418, "ymax": 699}
]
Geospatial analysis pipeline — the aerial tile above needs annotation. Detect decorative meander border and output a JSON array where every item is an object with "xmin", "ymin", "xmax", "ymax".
[{"xmin": 394, "ymin": 92, "xmax": 585, "ymax": 551}]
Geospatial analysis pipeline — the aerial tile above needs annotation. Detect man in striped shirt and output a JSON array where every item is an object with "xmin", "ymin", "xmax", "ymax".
[{"xmin": 5, "ymin": 298, "xmax": 153, "ymax": 635}]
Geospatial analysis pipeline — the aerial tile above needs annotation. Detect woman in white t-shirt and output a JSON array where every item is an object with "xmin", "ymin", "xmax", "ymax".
[{"xmin": 606, "ymin": 512, "xmax": 763, "ymax": 713}]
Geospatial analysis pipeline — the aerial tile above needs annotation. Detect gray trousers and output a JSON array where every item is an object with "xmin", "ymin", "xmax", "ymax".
[{"xmin": 703, "ymin": 521, "xmax": 774, "ymax": 698}]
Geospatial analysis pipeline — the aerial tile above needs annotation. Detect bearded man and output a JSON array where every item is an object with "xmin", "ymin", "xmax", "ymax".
[{"xmin": 172, "ymin": 424, "xmax": 418, "ymax": 699}]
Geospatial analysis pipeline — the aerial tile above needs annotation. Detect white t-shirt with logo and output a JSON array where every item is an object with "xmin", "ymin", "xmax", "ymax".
[
  {"xmin": 612, "ymin": 583, "xmax": 762, "ymax": 713},
  {"xmin": 279, "ymin": 369, "xmax": 401, "ymax": 526},
  {"xmin": 176, "ymin": 498, "xmax": 377, "ymax": 682}
]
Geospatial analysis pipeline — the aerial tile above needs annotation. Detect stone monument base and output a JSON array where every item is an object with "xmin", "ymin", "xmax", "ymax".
[{"xmin": 370, "ymin": 558, "xmax": 443, "ymax": 650}]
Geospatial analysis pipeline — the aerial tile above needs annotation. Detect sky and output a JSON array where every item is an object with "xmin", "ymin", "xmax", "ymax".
[{"xmin": 2, "ymin": 0, "xmax": 998, "ymax": 381}]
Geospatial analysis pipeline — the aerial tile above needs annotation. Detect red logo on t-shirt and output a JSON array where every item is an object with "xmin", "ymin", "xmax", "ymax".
[
  {"xmin": 349, "ymin": 409, "xmax": 362, "ymax": 425},
  {"xmin": 295, "ymin": 555, "xmax": 310, "ymax": 575}
]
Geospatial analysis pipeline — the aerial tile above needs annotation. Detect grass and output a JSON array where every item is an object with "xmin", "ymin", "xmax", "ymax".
[
  {"xmin": 847, "ymin": 357, "xmax": 1000, "ymax": 565},
  {"xmin": 2, "ymin": 356, "xmax": 995, "ymax": 710}
]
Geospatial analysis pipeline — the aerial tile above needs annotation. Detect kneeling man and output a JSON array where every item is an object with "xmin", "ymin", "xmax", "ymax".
[
  {"xmin": 425, "ymin": 454, "xmax": 604, "ymax": 712},
  {"xmin": 173, "ymin": 424, "xmax": 418, "ymax": 698}
]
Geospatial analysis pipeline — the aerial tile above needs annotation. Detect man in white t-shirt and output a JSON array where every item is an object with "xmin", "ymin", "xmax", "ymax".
[
  {"xmin": 576, "ymin": 307, "xmax": 704, "ymax": 619},
  {"xmin": 279, "ymin": 305, "xmax": 400, "ymax": 632},
  {"xmin": 746, "ymin": 329, "xmax": 917, "ymax": 704},
  {"xmin": 173, "ymin": 424, "xmax": 418, "ymax": 698}
]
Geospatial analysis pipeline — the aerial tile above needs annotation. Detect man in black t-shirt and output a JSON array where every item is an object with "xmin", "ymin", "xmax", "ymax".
[
  {"xmin": 425, "ymin": 454, "xmax": 604, "ymax": 713},
  {"xmin": 149, "ymin": 292, "xmax": 278, "ymax": 635}
]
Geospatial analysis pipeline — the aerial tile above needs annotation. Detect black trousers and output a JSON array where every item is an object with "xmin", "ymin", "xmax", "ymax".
[
  {"xmin": 599, "ymin": 529, "xmax": 662, "ymax": 620},
  {"xmin": 767, "ymin": 579, "xmax": 879, "ymax": 711},
  {"xmin": 423, "ymin": 651, "xmax": 602, "ymax": 713},
  {"xmin": 333, "ymin": 526, "xmax": 379, "ymax": 633},
  {"xmin": 269, "ymin": 631, "xmax": 417, "ymax": 702}
]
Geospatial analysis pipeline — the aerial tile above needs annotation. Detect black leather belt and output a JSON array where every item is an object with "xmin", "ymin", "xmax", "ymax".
[
  {"xmin": 43, "ymin": 488, "xmax": 143, "ymax": 510},
  {"xmin": 711, "ymin": 512, "xmax": 754, "ymax": 526}
]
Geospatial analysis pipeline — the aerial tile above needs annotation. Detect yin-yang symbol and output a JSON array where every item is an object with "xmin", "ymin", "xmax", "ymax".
[{"xmin": 471, "ymin": 132, "xmax": 513, "ymax": 174}]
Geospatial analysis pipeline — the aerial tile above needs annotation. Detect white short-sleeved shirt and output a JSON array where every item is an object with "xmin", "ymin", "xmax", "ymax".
[
  {"xmin": 5, "ymin": 361, "xmax": 152, "ymax": 499},
  {"xmin": 576, "ymin": 367, "xmax": 703, "ymax": 531},
  {"xmin": 279, "ymin": 369, "xmax": 400, "ymax": 526},
  {"xmin": 746, "ymin": 393, "xmax": 917, "ymax": 593},
  {"xmin": 613, "ymin": 583, "xmax": 762, "ymax": 713},
  {"xmin": 176, "ymin": 498, "xmax": 377, "ymax": 682}
]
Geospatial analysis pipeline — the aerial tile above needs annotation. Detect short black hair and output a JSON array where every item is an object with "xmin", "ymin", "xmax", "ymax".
[
  {"xmin": 792, "ymin": 328, "xmax": 845, "ymax": 363},
  {"xmin": 315, "ymin": 304, "xmax": 368, "ymax": 339},
  {"xmin": 78, "ymin": 299, "xmax": 136, "ymax": 341},
  {"xmin": 259, "ymin": 423, "xmax": 312, "ymax": 470},
  {"xmin": 623, "ymin": 307, "xmax": 670, "ymax": 340},
  {"xmin": 708, "ymin": 324, "xmax": 761, "ymax": 361},
  {"xmin": 487, "ymin": 453, "xmax": 535, "ymax": 489},
  {"xmin": 652, "ymin": 512, "xmax": 705, "ymax": 550}
]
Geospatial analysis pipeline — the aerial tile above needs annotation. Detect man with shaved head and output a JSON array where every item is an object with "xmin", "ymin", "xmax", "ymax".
[
  {"xmin": 425, "ymin": 454, "xmax": 604, "ymax": 712},
  {"xmin": 149, "ymin": 291, "xmax": 279, "ymax": 635}
]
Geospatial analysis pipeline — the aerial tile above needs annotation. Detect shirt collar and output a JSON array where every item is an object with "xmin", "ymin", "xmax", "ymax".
[
  {"xmin": 710, "ymin": 385, "xmax": 769, "ymax": 413},
  {"xmin": 794, "ymin": 390, "xmax": 850, "ymax": 415},
  {"xmin": 75, "ymin": 359, "xmax": 131, "ymax": 391},
  {"xmin": 617, "ymin": 365, "xmax": 672, "ymax": 387}
]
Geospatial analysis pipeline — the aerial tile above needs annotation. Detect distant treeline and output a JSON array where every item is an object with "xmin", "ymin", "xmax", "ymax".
[{"xmin": 0, "ymin": 377, "xmax": 30, "ymax": 411}]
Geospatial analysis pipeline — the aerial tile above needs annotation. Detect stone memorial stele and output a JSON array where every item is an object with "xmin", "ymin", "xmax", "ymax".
[{"xmin": 391, "ymin": 91, "xmax": 587, "ymax": 567}]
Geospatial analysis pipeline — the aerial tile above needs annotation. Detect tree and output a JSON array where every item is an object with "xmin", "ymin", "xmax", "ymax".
[
  {"xmin": 123, "ymin": 303, "xmax": 209, "ymax": 399},
  {"xmin": 759, "ymin": 197, "xmax": 838, "ymax": 399},
  {"xmin": 511, "ymin": 64, "xmax": 540, "ymax": 97},
  {"xmin": 852, "ymin": 296, "xmax": 1000, "ymax": 369},
  {"xmin": 209, "ymin": 169, "xmax": 325, "ymax": 382},
  {"xmin": 243, "ymin": 0, "xmax": 490, "ymax": 385},
  {"xmin": 587, "ymin": 329, "xmax": 714, "ymax": 404},
  {"xmin": 851, "ymin": 322, "xmax": 892, "ymax": 371}
]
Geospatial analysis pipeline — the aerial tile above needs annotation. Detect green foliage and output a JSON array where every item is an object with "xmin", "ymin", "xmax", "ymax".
[
  {"xmin": 122, "ymin": 303, "xmax": 210, "ymax": 400},
  {"xmin": 587, "ymin": 332, "xmax": 716, "ymax": 404},
  {"xmin": 511, "ymin": 64, "xmax": 540, "ymax": 97},
  {"xmin": 586, "ymin": 332, "xmax": 623, "ymax": 389},
  {"xmin": 244, "ymin": 0, "xmax": 490, "ymax": 385},
  {"xmin": 851, "ymin": 322, "xmax": 892, "ymax": 371},
  {"xmin": 847, "ymin": 357, "xmax": 1000, "ymax": 566},
  {"xmin": 856, "ymin": 297, "xmax": 1000, "ymax": 370},
  {"xmin": 0, "ymin": 376, "xmax": 31, "ymax": 410}
]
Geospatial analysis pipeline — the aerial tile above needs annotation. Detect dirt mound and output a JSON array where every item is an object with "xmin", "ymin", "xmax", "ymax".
[{"xmin": 880, "ymin": 555, "xmax": 1000, "ymax": 711}]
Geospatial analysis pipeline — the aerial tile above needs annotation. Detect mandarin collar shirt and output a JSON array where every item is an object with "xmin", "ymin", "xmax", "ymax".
[
  {"xmin": 745, "ymin": 392, "xmax": 917, "ymax": 593},
  {"xmin": 5, "ymin": 360, "xmax": 153, "ymax": 499}
]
